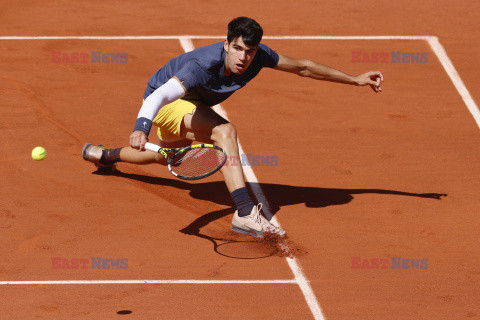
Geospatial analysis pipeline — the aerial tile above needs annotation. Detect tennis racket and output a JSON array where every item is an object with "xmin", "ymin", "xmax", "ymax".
[{"xmin": 145, "ymin": 142, "xmax": 227, "ymax": 180}]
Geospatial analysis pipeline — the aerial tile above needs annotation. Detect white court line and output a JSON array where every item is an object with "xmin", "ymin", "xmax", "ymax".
[
  {"xmin": 427, "ymin": 37, "xmax": 480, "ymax": 129},
  {"xmin": 0, "ymin": 35, "xmax": 432, "ymax": 40},
  {"xmin": 0, "ymin": 279, "xmax": 296, "ymax": 285},
  {"xmin": 180, "ymin": 38, "xmax": 325, "ymax": 320}
]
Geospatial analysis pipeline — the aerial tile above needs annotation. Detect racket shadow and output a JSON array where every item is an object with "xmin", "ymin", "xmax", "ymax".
[{"xmin": 179, "ymin": 207, "xmax": 279, "ymax": 260}]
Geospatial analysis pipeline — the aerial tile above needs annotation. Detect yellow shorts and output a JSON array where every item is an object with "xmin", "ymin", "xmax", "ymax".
[{"xmin": 150, "ymin": 97, "xmax": 199, "ymax": 142}]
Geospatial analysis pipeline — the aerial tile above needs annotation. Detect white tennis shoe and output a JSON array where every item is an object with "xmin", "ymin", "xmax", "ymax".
[
  {"xmin": 231, "ymin": 203, "xmax": 286, "ymax": 238},
  {"xmin": 82, "ymin": 143, "xmax": 116, "ymax": 170}
]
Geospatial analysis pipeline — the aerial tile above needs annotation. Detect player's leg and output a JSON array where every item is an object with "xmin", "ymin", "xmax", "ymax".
[
  {"xmin": 179, "ymin": 106, "xmax": 285, "ymax": 237},
  {"xmin": 117, "ymin": 138, "xmax": 191, "ymax": 165},
  {"xmin": 83, "ymin": 99, "xmax": 194, "ymax": 168},
  {"xmin": 180, "ymin": 106, "xmax": 245, "ymax": 193},
  {"xmin": 82, "ymin": 143, "xmax": 167, "ymax": 168}
]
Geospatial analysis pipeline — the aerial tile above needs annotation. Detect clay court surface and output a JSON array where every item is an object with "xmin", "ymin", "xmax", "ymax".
[{"xmin": 1, "ymin": 1, "xmax": 480, "ymax": 319}]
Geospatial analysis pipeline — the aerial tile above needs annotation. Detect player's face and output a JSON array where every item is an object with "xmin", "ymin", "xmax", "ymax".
[{"xmin": 224, "ymin": 36, "xmax": 258, "ymax": 75}]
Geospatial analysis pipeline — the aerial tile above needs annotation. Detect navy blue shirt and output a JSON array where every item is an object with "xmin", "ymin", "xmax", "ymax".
[{"xmin": 143, "ymin": 42, "xmax": 279, "ymax": 106}]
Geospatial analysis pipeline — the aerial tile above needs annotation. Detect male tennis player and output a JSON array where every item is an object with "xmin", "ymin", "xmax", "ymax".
[{"xmin": 83, "ymin": 17, "xmax": 383, "ymax": 238}]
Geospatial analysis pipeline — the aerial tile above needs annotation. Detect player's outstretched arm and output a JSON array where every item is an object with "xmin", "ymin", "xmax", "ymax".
[{"xmin": 274, "ymin": 53, "xmax": 384, "ymax": 93}]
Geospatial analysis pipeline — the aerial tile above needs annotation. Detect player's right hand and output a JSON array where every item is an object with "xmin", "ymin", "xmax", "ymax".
[
  {"xmin": 130, "ymin": 130, "xmax": 148, "ymax": 151},
  {"xmin": 355, "ymin": 71, "xmax": 384, "ymax": 93}
]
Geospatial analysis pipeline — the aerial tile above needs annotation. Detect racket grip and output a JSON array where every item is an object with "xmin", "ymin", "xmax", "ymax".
[{"xmin": 145, "ymin": 142, "xmax": 161, "ymax": 153}]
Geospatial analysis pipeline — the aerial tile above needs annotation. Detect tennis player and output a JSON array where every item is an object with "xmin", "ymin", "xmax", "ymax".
[{"xmin": 83, "ymin": 16, "xmax": 383, "ymax": 238}]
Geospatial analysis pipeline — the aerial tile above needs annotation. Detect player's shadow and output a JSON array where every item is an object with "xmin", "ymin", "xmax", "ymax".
[
  {"xmin": 108, "ymin": 169, "xmax": 446, "ymax": 217},
  {"xmin": 107, "ymin": 169, "xmax": 447, "ymax": 258}
]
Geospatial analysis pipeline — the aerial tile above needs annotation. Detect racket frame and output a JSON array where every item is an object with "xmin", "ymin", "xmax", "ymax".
[{"xmin": 145, "ymin": 142, "xmax": 227, "ymax": 180}]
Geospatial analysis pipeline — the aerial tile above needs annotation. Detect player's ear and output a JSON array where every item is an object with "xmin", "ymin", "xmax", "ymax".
[{"xmin": 224, "ymin": 40, "xmax": 229, "ymax": 52}]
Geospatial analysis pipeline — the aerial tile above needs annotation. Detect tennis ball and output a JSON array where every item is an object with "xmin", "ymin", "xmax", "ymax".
[{"xmin": 31, "ymin": 146, "xmax": 47, "ymax": 161}]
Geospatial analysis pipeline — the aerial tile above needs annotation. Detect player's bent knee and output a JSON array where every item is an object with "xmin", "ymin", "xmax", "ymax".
[{"xmin": 213, "ymin": 123, "xmax": 237, "ymax": 143}]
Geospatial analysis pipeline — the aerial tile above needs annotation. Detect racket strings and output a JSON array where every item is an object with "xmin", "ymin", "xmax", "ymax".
[{"xmin": 170, "ymin": 147, "xmax": 226, "ymax": 178}]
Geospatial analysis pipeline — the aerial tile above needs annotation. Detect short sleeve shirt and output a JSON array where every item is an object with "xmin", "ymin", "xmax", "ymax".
[{"xmin": 143, "ymin": 42, "xmax": 279, "ymax": 106}]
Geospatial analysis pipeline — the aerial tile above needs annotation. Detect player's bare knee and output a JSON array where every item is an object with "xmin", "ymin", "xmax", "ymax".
[{"xmin": 213, "ymin": 123, "xmax": 237, "ymax": 144}]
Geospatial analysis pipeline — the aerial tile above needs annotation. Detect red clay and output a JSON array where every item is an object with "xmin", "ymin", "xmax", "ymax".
[{"xmin": 1, "ymin": 1, "xmax": 479, "ymax": 319}]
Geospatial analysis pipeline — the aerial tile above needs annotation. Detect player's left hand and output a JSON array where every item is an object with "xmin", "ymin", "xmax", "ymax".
[{"xmin": 354, "ymin": 71, "xmax": 384, "ymax": 93}]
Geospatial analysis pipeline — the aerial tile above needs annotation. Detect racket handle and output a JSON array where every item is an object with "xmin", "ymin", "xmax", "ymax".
[{"xmin": 145, "ymin": 142, "xmax": 161, "ymax": 153}]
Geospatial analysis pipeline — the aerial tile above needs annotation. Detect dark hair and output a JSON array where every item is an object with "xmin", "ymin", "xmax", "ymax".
[{"xmin": 227, "ymin": 17, "xmax": 263, "ymax": 47}]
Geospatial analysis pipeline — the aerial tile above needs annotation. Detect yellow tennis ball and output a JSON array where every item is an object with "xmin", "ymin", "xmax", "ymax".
[{"xmin": 31, "ymin": 146, "xmax": 47, "ymax": 161}]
